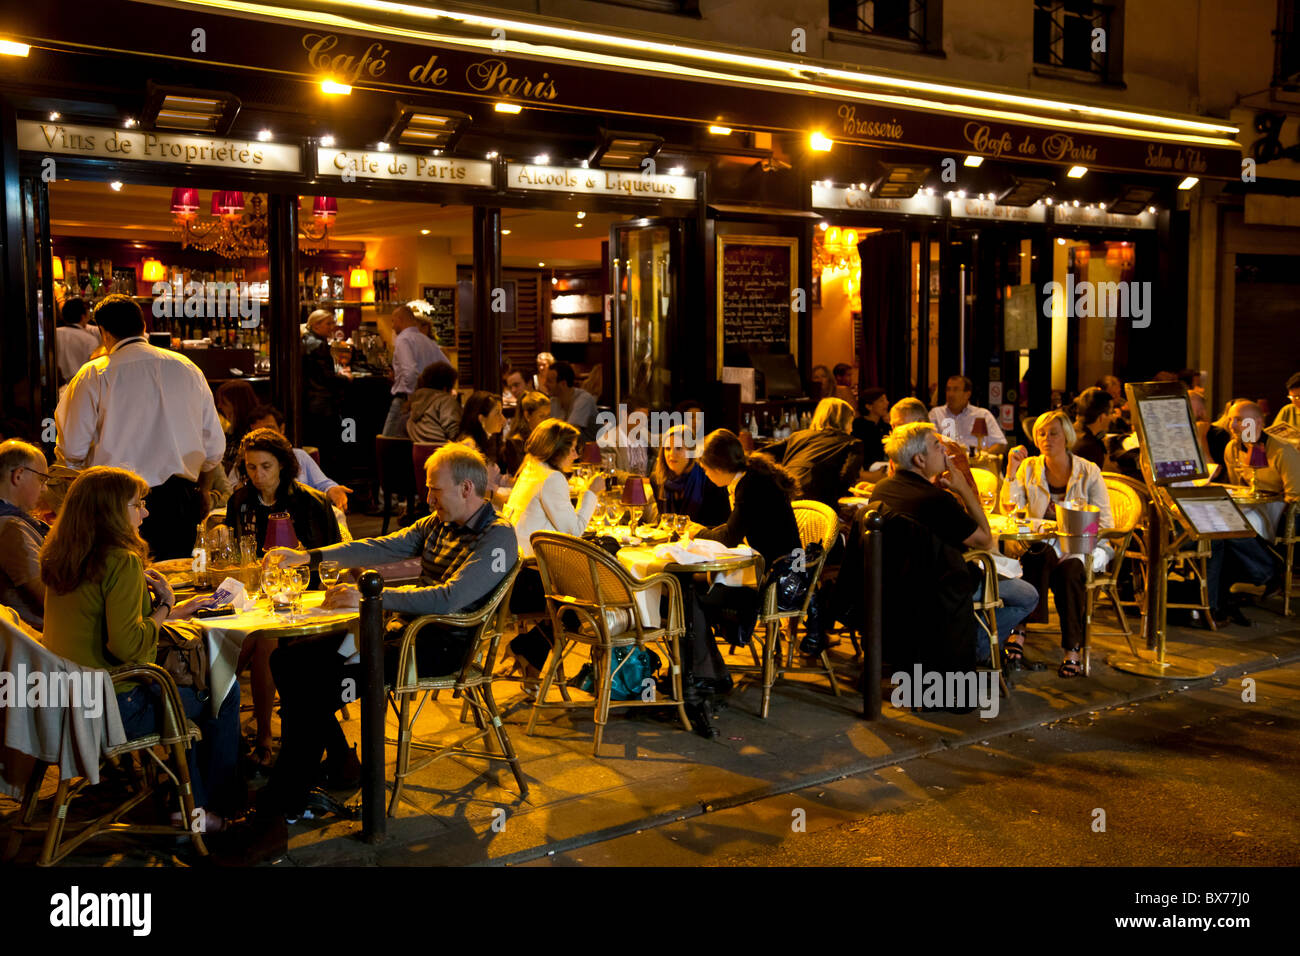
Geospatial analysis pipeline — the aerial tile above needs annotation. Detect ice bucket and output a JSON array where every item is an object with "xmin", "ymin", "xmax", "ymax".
[{"xmin": 1055, "ymin": 498, "xmax": 1100, "ymax": 555}]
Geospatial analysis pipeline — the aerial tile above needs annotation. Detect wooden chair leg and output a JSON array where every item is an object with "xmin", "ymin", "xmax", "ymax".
[
  {"xmin": 170, "ymin": 741, "xmax": 208, "ymax": 858},
  {"xmin": 481, "ymin": 684, "xmax": 529, "ymax": 798},
  {"xmin": 670, "ymin": 634, "xmax": 692, "ymax": 732},
  {"xmin": 820, "ymin": 650, "xmax": 841, "ymax": 696},
  {"xmin": 387, "ymin": 692, "xmax": 412, "ymax": 817},
  {"xmin": 760, "ymin": 623, "xmax": 776, "ymax": 719},
  {"xmin": 2, "ymin": 761, "xmax": 48, "ymax": 862},
  {"xmin": 38, "ymin": 778, "xmax": 72, "ymax": 867},
  {"xmin": 592, "ymin": 647, "xmax": 612, "ymax": 756},
  {"xmin": 525, "ymin": 642, "xmax": 564, "ymax": 737}
]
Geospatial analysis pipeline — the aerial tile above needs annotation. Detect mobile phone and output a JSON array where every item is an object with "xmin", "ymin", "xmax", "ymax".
[{"xmin": 194, "ymin": 604, "xmax": 236, "ymax": 618}]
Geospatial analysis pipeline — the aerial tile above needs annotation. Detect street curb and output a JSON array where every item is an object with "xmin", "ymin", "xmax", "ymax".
[{"xmin": 479, "ymin": 645, "xmax": 1300, "ymax": 866}]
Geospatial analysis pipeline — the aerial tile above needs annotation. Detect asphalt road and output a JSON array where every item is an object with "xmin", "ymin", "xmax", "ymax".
[{"xmin": 530, "ymin": 661, "xmax": 1300, "ymax": 867}]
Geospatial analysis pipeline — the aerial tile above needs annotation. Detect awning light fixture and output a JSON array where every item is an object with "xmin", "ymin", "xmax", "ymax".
[
  {"xmin": 1178, "ymin": 176, "xmax": 1199, "ymax": 190},
  {"xmin": 321, "ymin": 78, "xmax": 352, "ymax": 95},
  {"xmin": 385, "ymin": 102, "xmax": 473, "ymax": 150},
  {"xmin": 963, "ymin": 155, "xmax": 984, "ymax": 168},
  {"xmin": 141, "ymin": 81, "xmax": 240, "ymax": 134},
  {"xmin": 996, "ymin": 177, "xmax": 1055, "ymax": 207},
  {"xmin": 708, "ymin": 125, "xmax": 732, "ymax": 135},
  {"xmin": 809, "ymin": 131, "xmax": 833, "ymax": 152},
  {"xmin": 589, "ymin": 128, "xmax": 663, "ymax": 170},
  {"xmin": 1067, "ymin": 165, "xmax": 1088, "ymax": 178},
  {"xmin": 494, "ymin": 102, "xmax": 522, "ymax": 114},
  {"xmin": 0, "ymin": 39, "xmax": 31, "ymax": 57},
  {"xmin": 869, "ymin": 163, "xmax": 931, "ymax": 199}
]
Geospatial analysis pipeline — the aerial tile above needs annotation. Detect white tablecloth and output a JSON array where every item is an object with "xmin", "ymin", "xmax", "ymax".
[
  {"xmin": 615, "ymin": 540, "xmax": 757, "ymax": 628},
  {"xmin": 198, "ymin": 591, "xmax": 357, "ymax": 717}
]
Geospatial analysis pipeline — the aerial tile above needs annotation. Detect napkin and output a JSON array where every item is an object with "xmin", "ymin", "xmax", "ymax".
[{"xmin": 210, "ymin": 577, "xmax": 255, "ymax": 612}]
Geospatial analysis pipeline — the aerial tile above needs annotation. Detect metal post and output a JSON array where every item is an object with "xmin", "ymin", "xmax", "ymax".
[
  {"xmin": 861, "ymin": 509, "xmax": 884, "ymax": 720},
  {"xmin": 358, "ymin": 569, "xmax": 386, "ymax": 842}
]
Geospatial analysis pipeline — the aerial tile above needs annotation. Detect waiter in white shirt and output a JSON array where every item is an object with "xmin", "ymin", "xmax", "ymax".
[
  {"xmin": 382, "ymin": 304, "xmax": 448, "ymax": 437},
  {"xmin": 928, "ymin": 375, "xmax": 1008, "ymax": 455},
  {"xmin": 54, "ymin": 295, "xmax": 225, "ymax": 560},
  {"xmin": 54, "ymin": 297, "xmax": 101, "ymax": 386}
]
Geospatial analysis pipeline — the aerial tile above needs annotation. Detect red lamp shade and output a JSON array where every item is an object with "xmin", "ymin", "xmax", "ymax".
[
  {"xmin": 621, "ymin": 477, "xmax": 648, "ymax": 506},
  {"xmin": 1249, "ymin": 441, "xmax": 1269, "ymax": 468},
  {"xmin": 211, "ymin": 190, "xmax": 245, "ymax": 219},
  {"xmin": 971, "ymin": 417, "xmax": 989, "ymax": 438},
  {"xmin": 582, "ymin": 441, "xmax": 604, "ymax": 465},
  {"xmin": 312, "ymin": 196, "xmax": 338, "ymax": 223},
  {"xmin": 170, "ymin": 187, "xmax": 200, "ymax": 221},
  {"xmin": 263, "ymin": 513, "xmax": 300, "ymax": 551}
]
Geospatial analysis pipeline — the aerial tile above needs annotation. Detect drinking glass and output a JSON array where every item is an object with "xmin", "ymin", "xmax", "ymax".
[
  {"xmin": 282, "ymin": 568, "xmax": 303, "ymax": 622},
  {"xmin": 659, "ymin": 512, "xmax": 677, "ymax": 536},
  {"xmin": 319, "ymin": 560, "xmax": 340, "ymax": 588},
  {"xmin": 261, "ymin": 565, "xmax": 283, "ymax": 606},
  {"xmin": 291, "ymin": 565, "xmax": 311, "ymax": 617}
]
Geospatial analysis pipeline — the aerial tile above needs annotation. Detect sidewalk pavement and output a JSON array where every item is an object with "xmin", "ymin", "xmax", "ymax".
[{"xmin": 273, "ymin": 598, "xmax": 1300, "ymax": 867}]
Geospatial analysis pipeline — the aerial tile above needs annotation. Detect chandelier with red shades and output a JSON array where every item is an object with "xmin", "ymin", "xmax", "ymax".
[{"xmin": 170, "ymin": 189, "xmax": 335, "ymax": 258}]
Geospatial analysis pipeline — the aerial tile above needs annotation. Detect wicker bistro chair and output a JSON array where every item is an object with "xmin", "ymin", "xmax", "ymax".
[
  {"xmin": 1073, "ymin": 479, "xmax": 1146, "ymax": 676},
  {"xmin": 386, "ymin": 563, "xmax": 526, "ymax": 816},
  {"xmin": 1103, "ymin": 473, "xmax": 1152, "ymax": 625},
  {"xmin": 527, "ymin": 531, "xmax": 692, "ymax": 755},
  {"xmin": 1273, "ymin": 502, "xmax": 1300, "ymax": 617},
  {"xmin": 970, "ymin": 466, "xmax": 1002, "ymax": 511},
  {"xmin": 3, "ymin": 662, "xmax": 206, "ymax": 866},
  {"xmin": 729, "ymin": 500, "xmax": 841, "ymax": 718},
  {"xmin": 964, "ymin": 549, "xmax": 1009, "ymax": 697}
]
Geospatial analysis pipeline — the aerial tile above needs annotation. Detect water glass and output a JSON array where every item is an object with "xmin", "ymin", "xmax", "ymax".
[
  {"xmin": 674, "ymin": 513, "xmax": 691, "ymax": 537},
  {"xmin": 261, "ymin": 565, "xmax": 283, "ymax": 606},
  {"xmin": 319, "ymin": 560, "xmax": 340, "ymax": 588},
  {"xmin": 291, "ymin": 565, "xmax": 311, "ymax": 617}
]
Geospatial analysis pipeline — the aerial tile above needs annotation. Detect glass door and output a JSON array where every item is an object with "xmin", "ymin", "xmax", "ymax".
[{"xmin": 609, "ymin": 218, "xmax": 683, "ymax": 409}]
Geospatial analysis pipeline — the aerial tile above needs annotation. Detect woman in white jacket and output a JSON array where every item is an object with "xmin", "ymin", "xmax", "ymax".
[
  {"xmin": 1001, "ymin": 410, "xmax": 1113, "ymax": 677},
  {"xmin": 502, "ymin": 419, "xmax": 605, "ymax": 673}
]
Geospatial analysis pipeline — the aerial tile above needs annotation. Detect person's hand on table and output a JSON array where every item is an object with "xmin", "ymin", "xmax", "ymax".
[
  {"xmin": 584, "ymin": 473, "xmax": 607, "ymax": 496},
  {"xmin": 321, "ymin": 584, "xmax": 360, "ymax": 609},
  {"xmin": 263, "ymin": 547, "xmax": 309, "ymax": 571},
  {"xmin": 326, "ymin": 485, "xmax": 353, "ymax": 513},
  {"xmin": 681, "ymin": 520, "xmax": 705, "ymax": 539},
  {"xmin": 170, "ymin": 593, "xmax": 218, "ymax": 619}
]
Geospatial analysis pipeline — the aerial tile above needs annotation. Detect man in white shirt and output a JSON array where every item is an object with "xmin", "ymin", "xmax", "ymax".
[
  {"xmin": 54, "ymin": 297, "xmax": 100, "ymax": 386},
  {"xmin": 382, "ymin": 304, "xmax": 448, "ymax": 437},
  {"xmin": 54, "ymin": 295, "xmax": 225, "ymax": 559},
  {"xmin": 929, "ymin": 375, "xmax": 1007, "ymax": 455}
]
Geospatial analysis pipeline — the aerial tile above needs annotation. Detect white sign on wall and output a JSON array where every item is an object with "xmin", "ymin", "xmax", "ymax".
[
  {"xmin": 950, "ymin": 197, "xmax": 1048, "ymax": 222},
  {"xmin": 317, "ymin": 148, "xmax": 492, "ymax": 186},
  {"xmin": 811, "ymin": 184, "xmax": 942, "ymax": 216},
  {"xmin": 17, "ymin": 121, "xmax": 302, "ymax": 172},
  {"xmin": 1053, "ymin": 205, "xmax": 1156, "ymax": 229},
  {"xmin": 506, "ymin": 164, "xmax": 696, "ymax": 200}
]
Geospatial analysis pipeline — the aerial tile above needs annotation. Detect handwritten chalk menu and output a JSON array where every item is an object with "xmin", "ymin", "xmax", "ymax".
[
  {"xmin": 717, "ymin": 235, "xmax": 798, "ymax": 371},
  {"xmin": 421, "ymin": 285, "xmax": 457, "ymax": 348}
]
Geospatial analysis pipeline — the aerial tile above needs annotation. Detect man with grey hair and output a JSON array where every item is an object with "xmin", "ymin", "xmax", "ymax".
[
  {"xmin": 0, "ymin": 440, "xmax": 51, "ymax": 629},
  {"xmin": 261, "ymin": 443, "xmax": 516, "ymax": 820},
  {"xmin": 383, "ymin": 303, "xmax": 448, "ymax": 437},
  {"xmin": 869, "ymin": 422, "xmax": 1038, "ymax": 665},
  {"xmin": 889, "ymin": 397, "xmax": 929, "ymax": 429},
  {"xmin": 303, "ymin": 308, "xmax": 346, "ymax": 469}
]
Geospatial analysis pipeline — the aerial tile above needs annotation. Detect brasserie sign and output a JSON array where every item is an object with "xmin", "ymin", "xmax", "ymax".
[
  {"xmin": 16, "ymin": 121, "xmax": 302, "ymax": 172},
  {"xmin": 317, "ymin": 148, "xmax": 493, "ymax": 186}
]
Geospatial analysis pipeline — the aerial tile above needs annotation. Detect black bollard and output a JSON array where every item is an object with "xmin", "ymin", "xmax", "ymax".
[
  {"xmin": 861, "ymin": 509, "xmax": 884, "ymax": 720},
  {"xmin": 358, "ymin": 570, "xmax": 386, "ymax": 843}
]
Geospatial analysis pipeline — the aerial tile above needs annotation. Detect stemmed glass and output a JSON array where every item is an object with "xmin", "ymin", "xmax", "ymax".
[
  {"xmin": 287, "ymin": 565, "xmax": 311, "ymax": 620},
  {"xmin": 674, "ymin": 513, "xmax": 690, "ymax": 540},
  {"xmin": 319, "ymin": 561, "xmax": 340, "ymax": 589}
]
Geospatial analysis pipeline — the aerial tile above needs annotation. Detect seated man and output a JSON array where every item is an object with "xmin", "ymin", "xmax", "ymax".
[
  {"xmin": 547, "ymin": 360, "xmax": 598, "ymax": 442},
  {"xmin": 1208, "ymin": 399, "xmax": 1299, "ymax": 623},
  {"xmin": 869, "ymin": 423, "xmax": 1038, "ymax": 668},
  {"xmin": 929, "ymin": 375, "xmax": 1008, "ymax": 455},
  {"xmin": 260, "ymin": 444, "xmax": 517, "ymax": 819},
  {"xmin": 1273, "ymin": 372, "xmax": 1300, "ymax": 429},
  {"xmin": 0, "ymin": 440, "xmax": 51, "ymax": 630}
]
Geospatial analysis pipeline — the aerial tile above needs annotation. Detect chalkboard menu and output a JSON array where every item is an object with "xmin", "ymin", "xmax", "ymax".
[
  {"xmin": 716, "ymin": 235, "xmax": 798, "ymax": 373},
  {"xmin": 421, "ymin": 285, "xmax": 457, "ymax": 348}
]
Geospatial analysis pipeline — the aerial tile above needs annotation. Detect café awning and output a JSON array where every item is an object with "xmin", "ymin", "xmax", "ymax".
[{"xmin": 4, "ymin": 0, "xmax": 1243, "ymax": 179}]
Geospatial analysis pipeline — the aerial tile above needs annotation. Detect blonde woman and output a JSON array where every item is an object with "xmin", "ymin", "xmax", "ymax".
[
  {"xmin": 1002, "ymin": 410, "xmax": 1113, "ymax": 677},
  {"xmin": 764, "ymin": 396, "xmax": 864, "ymax": 506}
]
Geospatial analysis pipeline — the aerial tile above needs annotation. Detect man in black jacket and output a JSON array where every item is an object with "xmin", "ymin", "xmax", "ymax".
[{"xmin": 302, "ymin": 308, "xmax": 345, "ymax": 471}]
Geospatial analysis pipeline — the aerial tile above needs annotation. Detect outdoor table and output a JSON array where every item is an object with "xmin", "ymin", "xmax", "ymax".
[
  {"xmin": 615, "ymin": 540, "xmax": 759, "ymax": 628},
  {"xmin": 196, "ymin": 591, "xmax": 359, "ymax": 717},
  {"xmin": 1219, "ymin": 485, "xmax": 1284, "ymax": 538},
  {"xmin": 988, "ymin": 513, "xmax": 1059, "ymax": 543}
]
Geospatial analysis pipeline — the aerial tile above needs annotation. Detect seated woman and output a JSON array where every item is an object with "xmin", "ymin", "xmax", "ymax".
[
  {"xmin": 1070, "ymin": 386, "xmax": 1114, "ymax": 469},
  {"xmin": 224, "ymin": 428, "xmax": 342, "ymax": 771},
  {"xmin": 458, "ymin": 391, "xmax": 509, "ymax": 498},
  {"xmin": 1001, "ymin": 409, "xmax": 1114, "ymax": 678},
  {"xmin": 502, "ymin": 419, "xmax": 605, "ymax": 673},
  {"xmin": 501, "ymin": 391, "xmax": 553, "ymax": 478},
  {"xmin": 40, "ymin": 467, "xmax": 243, "ymax": 829},
  {"xmin": 678, "ymin": 430, "xmax": 802, "ymax": 733},
  {"xmin": 645, "ymin": 423, "xmax": 730, "ymax": 528},
  {"xmin": 406, "ymin": 361, "xmax": 461, "ymax": 447},
  {"xmin": 764, "ymin": 397, "xmax": 864, "ymax": 507}
]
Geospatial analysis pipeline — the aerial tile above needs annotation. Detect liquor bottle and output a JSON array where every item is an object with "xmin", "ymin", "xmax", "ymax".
[{"xmin": 746, "ymin": 412, "xmax": 758, "ymax": 439}]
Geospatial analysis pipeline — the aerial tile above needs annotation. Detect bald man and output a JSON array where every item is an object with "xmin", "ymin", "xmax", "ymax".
[{"xmin": 383, "ymin": 304, "xmax": 449, "ymax": 437}]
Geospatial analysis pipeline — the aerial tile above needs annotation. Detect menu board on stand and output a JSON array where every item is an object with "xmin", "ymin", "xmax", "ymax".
[{"xmin": 716, "ymin": 235, "xmax": 798, "ymax": 375}]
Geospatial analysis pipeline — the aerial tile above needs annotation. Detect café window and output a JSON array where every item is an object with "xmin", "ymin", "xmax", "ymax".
[
  {"xmin": 1274, "ymin": 0, "xmax": 1300, "ymax": 88},
  {"xmin": 1033, "ymin": 0, "xmax": 1122, "ymax": 82},
  {"xmin": 829, "ymin": 0, "xmax": 939, "ymax": 50}
]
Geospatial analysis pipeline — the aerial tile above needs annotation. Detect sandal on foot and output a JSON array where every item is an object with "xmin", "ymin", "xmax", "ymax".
[
  {"xmin": 246, "ymin": 745, "xmax": 275, "ymax": 776},
  {"xmin": 1058, "ymin": 656, "xmax": 1083, "ymax": 678},
  {"xmin": 1001, "ymin": 636, "xmax": 1025, "ymax": 670}
]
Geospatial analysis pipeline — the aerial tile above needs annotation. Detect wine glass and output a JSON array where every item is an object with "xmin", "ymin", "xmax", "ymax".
[
  {"xmin": 290, "ymin": 565, "xmax": 311, "ymax": 618},
  {"xmin": 281, "ymin": 567, "xmax": 303, "ymax": 621},
  {"xmin": 261, "ymin": 565, "xmax": 283, "ymax": 607},
  {"xmin": 319, "ymin": 560, "xmax": 340, "ymax": 588}
]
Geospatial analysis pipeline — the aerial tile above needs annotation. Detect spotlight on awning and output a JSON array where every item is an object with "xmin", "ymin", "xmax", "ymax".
[
  {"xmin": 140, "ymin": 81, "xmax": 240, "ymax": 135},
  {"xmin": 588, "ymin": 128, "xmax": 664, "ymax": 170},
  {"xmin": 1178, "ymin": 176, "xmax": 1199, "ymax": 190},
  {"xmin": 869, "ymin": 163, "xmax": 932, "ymax": 199},
  {"xmin": 1108, "ymin": 184, "xmax": 1159, "ymax": 216},
  {"xmin": 384, "ymin": 102, "xmax": 472, "ymax": 151},
  {"xmin": 995, "ymin": 176, "xmax": 1055, "ymax": 207},
  {"xmin": 963, "ymin": 155, "xmax": 984, "ymax": 167}
]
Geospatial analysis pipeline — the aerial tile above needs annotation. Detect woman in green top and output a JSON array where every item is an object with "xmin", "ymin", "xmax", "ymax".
[{"xmin": 40, "ymin": 467, "xmax": 243, "ymax": 830}]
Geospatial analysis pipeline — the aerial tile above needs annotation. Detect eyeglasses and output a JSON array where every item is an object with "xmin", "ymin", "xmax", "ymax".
[{"xmin": 20, "ymin": 467, "xmax": 51, "ymax": 486}]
